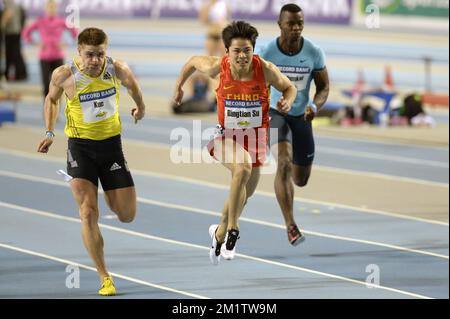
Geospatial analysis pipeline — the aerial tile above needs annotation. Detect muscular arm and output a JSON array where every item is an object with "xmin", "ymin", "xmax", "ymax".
[
  {"xmin": 44, "ymin": 66, "xmax": 70, "ymax": 132},
  {"xmin": 173, "ymin": 56, "xmax": 221, "ymax": 104},
  {"xmin": 177, "ymin": 56, "xmax": 221, "ymax": 87},
  {"xmin": 114, "ymin": 60, "xmax": 146, "ymax": 114},
  {"xmin": 312, "ymin": 67, "xmax": 330, "ymax": 110},
  {"xmin": 262, "ymin": 59, "xmax": 297, "ymax": 113},
  {"xmin": 37, "ymin": 66, "xmax": 71, "ymax": 153}
]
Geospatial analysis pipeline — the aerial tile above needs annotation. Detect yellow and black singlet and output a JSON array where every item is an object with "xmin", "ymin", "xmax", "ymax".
[{"xmin": 65, "ymin": 57, "xmax": 121, "ymax": 140}]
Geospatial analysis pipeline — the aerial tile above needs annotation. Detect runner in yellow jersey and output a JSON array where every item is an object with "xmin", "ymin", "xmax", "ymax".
[{"xmin": 37, "ymin": 27, "xmax": 146, "ymax": 296}]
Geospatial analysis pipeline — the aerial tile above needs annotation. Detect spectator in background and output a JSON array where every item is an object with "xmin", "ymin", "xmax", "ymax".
[
  {"xmin": 197, "ymin": 1, "xmax": 230, "ymax": 111},
  {"xmin": 171, "ymin": 0, "xmax": 230, "ymax": 114},
  {"xmin": 199, "ymin": 0, "xmax": 230, "ymax": 59},
  {"xmin": 1, "ymin": 0, "xmax": 27, "ymax": 81},
  {"xmin": 199, "ymin": 0, "xmax": 231, "ymax": 26},
  {"xmin": 0, "ymin": 1, "xmax": 4, "ymax": 82},
  {"xmin": 22, "ymin": 0, "xmax": 78, "ymax": 99}
]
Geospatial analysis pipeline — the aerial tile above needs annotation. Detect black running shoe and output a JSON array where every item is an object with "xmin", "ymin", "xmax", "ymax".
[
  {"xmin": 225, "ymin": 229, "xmax": 240, "ymax": 251},
  {"xmin": 287, "ymin": 224, "xmax": 305, "ymax": 246},
  {"xmin": 215, "ymin": 241, "xmax": 223, "ymax": 257}
]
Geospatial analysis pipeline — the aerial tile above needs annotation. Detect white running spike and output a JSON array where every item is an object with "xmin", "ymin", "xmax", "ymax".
[{"xmin": 208, "ymin": 224, "xmax": 221, "ymax": 266}]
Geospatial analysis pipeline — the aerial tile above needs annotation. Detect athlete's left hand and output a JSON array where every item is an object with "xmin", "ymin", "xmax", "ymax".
[
  {"xmin": 132, "ymin": 108, "xmax": 145, "ymax": 124},
  {"xmin": 173, "ymin": 86, "xmax": 184, "ymax": 106},
  {"xmin": 304, "ymin": 104, "xmax": 317, "ymax": 122}
]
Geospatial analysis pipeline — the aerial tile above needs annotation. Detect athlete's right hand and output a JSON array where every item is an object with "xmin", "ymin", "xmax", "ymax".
[
  {"xmin": 131, "ymin": 108, "xmax": 145, "ymax": 124},
  {"xmin": 37, "ymin": 138, "xmax": 53, "ymax": 153},
  {"xmin": 173, "ymin": 87, "xmax": 184, "ymax": 106},
  {"xmin": 276, "ymin": 96, "xmax": 291, "ymax": 114}
]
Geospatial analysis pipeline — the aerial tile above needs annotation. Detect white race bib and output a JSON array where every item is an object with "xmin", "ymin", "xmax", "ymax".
[
  {"xmin": 224, "ymin": 99, "xmax": 262, "ymax": 129},
  {"xmin": 287, "ymin": 73, "xmax": 308, "ymax": 91},
  {"xmin": 279, "ymin": 66, "xmax": 311, "ymax": 91},
  {"xmin": 79, "ymin": 87, "xmax": 117, "ymax": 123}
]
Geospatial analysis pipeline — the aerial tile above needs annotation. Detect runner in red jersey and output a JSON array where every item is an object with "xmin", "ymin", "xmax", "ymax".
[
  {"xmin": 213, "ymin": 54, "xmax": 270, "ymax": 168},
  {"xmin": 174, "ymin": 21, "xmax": 296, "ymax": 265}
]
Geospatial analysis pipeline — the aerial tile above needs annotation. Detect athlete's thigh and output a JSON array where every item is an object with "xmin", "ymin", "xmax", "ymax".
[
  {"xmin": 70, "ymin": 178, "xmax": 99, "ymax": 213},
  {"xmin": 287, "ymin": 115, "xmax": 315, "ymax": 167},
  {"xmin": 272, "ymin": 141, "xmax": 293, "ymax": 166},
  {"xmin": 103, "ymin": 186, "xmax": 136, "ymax": 216},
  {"xmin": 292, "ymin": 163, "xmax": 312, "ymax": 185},
  {"xmin": 287, "ymin": 116, "xmax": 314, "ymax": 184},
  {"xmin": 269, "ymin": 108, "xmax": 291, "ymax": 155},
  {"xmin": 67, "ymin": 139, "xmax": 99, "ymax": 188},
  {"xmin": 214, "ymin": 137, "xmax": 252, "ymax": 172},
  {"xmin": 98, "ymin": 149, "xmax": 134, "ymax": 193}
]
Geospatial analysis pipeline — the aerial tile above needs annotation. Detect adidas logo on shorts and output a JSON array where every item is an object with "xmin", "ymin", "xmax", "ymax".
[{"xmin": 110, "ymin": 162, "xmax": 122, "ymax": 171}]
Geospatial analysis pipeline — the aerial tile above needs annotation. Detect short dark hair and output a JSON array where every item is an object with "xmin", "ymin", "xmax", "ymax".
[
  {"xmin": 222, "ymin": 21, "xmax": 259, "ymax": 50},
  {"xmin": 279, "ymin": 3, "xmax": 303, "ymax": 22},
  {"xmin": 78, "ymin": 27, "xmax": 108, "ymax": 46}
]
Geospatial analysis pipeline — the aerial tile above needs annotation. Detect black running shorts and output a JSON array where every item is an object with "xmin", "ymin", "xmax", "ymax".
[
  {"xmin": 66, "ymin": 135, "xmax": 134, "ymax": 191},
  {"xmin": 269, "ymin": 108, "xmax": 315, "ymax": 166}
]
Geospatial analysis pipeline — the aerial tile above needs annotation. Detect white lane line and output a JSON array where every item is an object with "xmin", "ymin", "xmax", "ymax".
[
  {"xmin": 0, "ymin": 169, "xmax": 448, "ymax": 260},
  {"xmin": 80, "ymin": 118, "xmax": 450, "ymax": 153},
  {"xmin": 132, "ymin": 169, "xmax": 450, "ymax": 226},
  {"xmin": 0, "ymin": 147, "xmax": 448, "ymax": 226},
  {"xmin": 315, "ymin": 134, "xmax": 449, "ymax": 151},
  {"xmin": 137, "ymin": 197, "xmax": 449, "ymax": 260},
  {"xmin": 314, "ymin": 165, "xmax": 448, "ymax": 188},
  {"xmin": 148, "ymin": 116, "xmax": 450, "ymax": 143},
  {"xmin": 120, "ymin": 138, "xmax": 449, "ymax": 188},
  {"xmin": 131, "ymin": 169, "xmax": 450, "ymax": 226},
  {"xmin": 0, "ymin": 201, "xmax": 431, "ymax": 299},
  {"xmin": 3, "ymin": 123, "xmax": 449, "ymax": 187},
  {"xmin": 0, "ymin": 242, "xmax": 208, "ymax": 299},
  {"xmin": 317, "ymin": 146, "xmax": 449, "ymax": 168}
]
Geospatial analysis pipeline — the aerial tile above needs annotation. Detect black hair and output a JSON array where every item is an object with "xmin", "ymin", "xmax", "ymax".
[
  {"xmin": 278, "ymin": 3, "xmax": 303, "ymax": 22},
  {"xmin": 222, "ymin": 21, "xmax": 259, "ymax": 50}
]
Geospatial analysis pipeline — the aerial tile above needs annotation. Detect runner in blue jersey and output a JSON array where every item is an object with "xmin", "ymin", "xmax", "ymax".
[{"xmin": 258, "ymin": 3, "xmax": 330, "ymax": 246}]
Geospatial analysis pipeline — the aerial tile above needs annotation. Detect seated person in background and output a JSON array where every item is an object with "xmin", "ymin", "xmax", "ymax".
[{"xmin": 401, "ymin": 94, "xmax": 435, "ymax": 127}]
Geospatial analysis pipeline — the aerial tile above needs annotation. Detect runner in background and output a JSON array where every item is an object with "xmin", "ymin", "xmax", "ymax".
[{"xmin": 258, "ymin": 3, "xmax": 330, "ymax": 246}]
